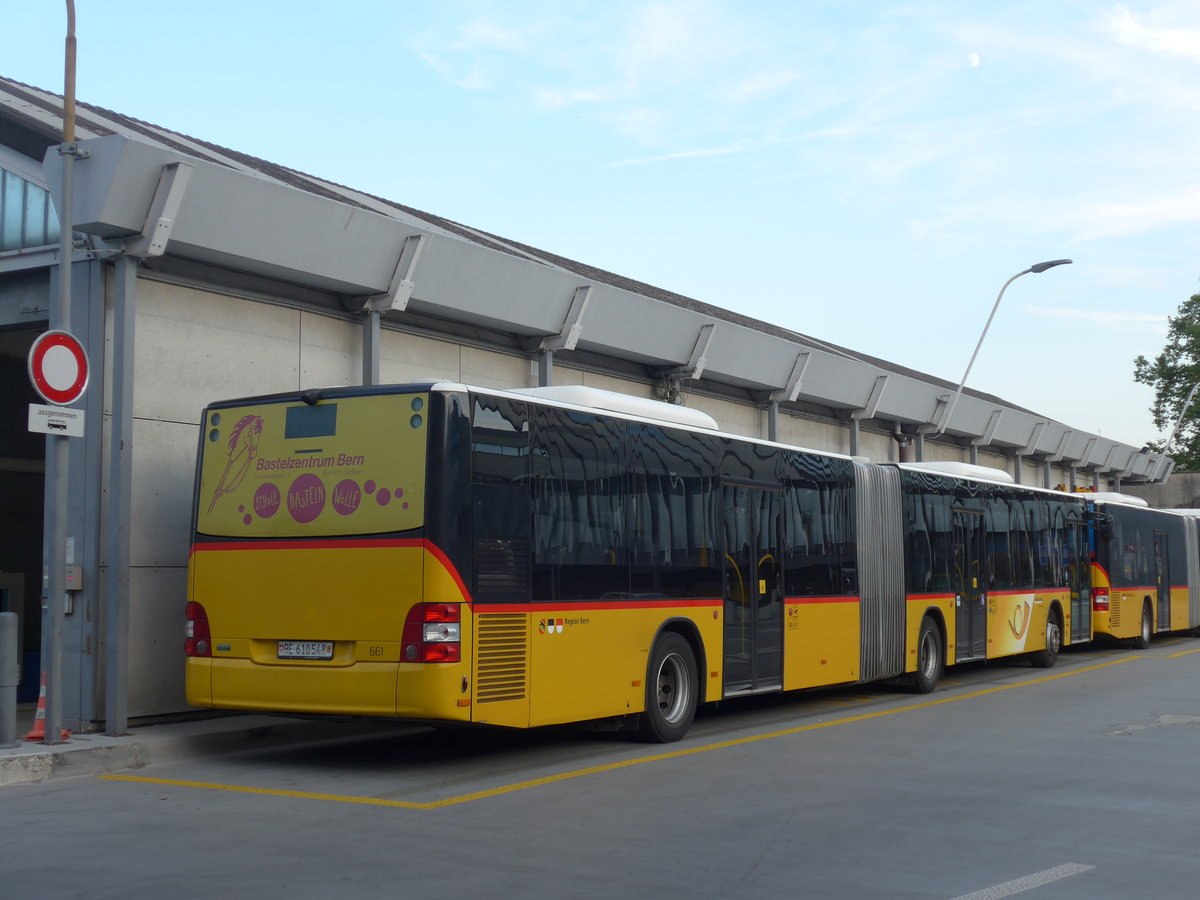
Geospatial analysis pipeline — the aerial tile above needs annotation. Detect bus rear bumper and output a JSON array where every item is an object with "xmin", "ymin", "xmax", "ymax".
[{"xmin": 186, "ymin": 657, "xmax": 471, "ymax": 722}]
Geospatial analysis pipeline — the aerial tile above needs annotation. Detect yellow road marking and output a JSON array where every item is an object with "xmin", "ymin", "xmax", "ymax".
[
  {"xmin": 1167, "ymin": 646, "xmax": 1200, "ymax": 658},
  {"xmin": 100, "ymin": 656, "xmax": 1142, "ymax": 809}
]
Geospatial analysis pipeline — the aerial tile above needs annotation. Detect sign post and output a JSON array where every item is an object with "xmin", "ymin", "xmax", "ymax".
[{"xmin": 27, "ymin": 329, "xmax": 88, "ymax": 745}]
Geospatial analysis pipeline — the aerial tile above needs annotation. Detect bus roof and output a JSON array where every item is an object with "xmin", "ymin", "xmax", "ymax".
[
  {"xmin": 899, "ymin": 460, "xmax": 1015, "ymax": 484},
  {"xmin": 1086, "ymin": 492, "xmax": 1150, "ymax": 508}
]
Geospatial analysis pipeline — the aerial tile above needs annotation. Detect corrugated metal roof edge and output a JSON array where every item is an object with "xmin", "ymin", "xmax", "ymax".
[{"xmin": 1, "ymin": 74, "xmax": 1036, "ymax": 420}]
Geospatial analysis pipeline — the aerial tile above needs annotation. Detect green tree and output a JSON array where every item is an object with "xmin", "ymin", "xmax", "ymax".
[{"xmin": 1133, "ymin": 289, "xmax": 1200, "ymax": 471}]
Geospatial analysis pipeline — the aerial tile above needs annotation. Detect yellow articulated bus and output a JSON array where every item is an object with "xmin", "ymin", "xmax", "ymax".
[
  {"xmin": 186, "ymin": 383, "xmax": 1091, "ymax": 742},
  {"xmin": 1086, "ymin": 494, "xmax": 1200, "ymax": 647}
]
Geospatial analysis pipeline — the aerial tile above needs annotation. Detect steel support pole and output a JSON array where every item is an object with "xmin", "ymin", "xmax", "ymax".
[
  {"xmin": 0, "ymin": 612, "xmax": 17, "ymax": 748},
  {"xmin": 104, "ymin": 257, "xmax": 135, "ymax": 735},
  {"xmin": 538, "ymin": 349, "xmax": 554, "ymax": 387},
  {"xmin": 43, "ymin": 168, "xmax": 75, "ymax": 744},
  {"xmin": 362, "ymin": 308, "xmax": 381, "ymax": 386},
  {"xmin": 767, "ymin": 400, "xmax": 779, "ymax": 443},
  {"xmin": 43, "ymin": 3, "xmax": 78, "ymax": 744}
]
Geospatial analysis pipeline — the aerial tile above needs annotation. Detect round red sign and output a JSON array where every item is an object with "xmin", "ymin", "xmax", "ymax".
[{"xmin": 28, "ymin": 330, "xmax": 90, "ymax": 406}]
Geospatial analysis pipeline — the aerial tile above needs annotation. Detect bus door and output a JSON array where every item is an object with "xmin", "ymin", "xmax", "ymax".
[
  {"xmin": 722, "ymin": 484, "xmax": 782, "ymax": 693},
  {"xmin": 1154, "ymin": 531, "xmax": 1170, "ymax": 632},
  {"xmin": 952, "ymin": 509, "xmax": 987, "ymax": 661},
  {"xmin": 1068, "ymin": 520, "xmax": 1092, "ymax": 643}
]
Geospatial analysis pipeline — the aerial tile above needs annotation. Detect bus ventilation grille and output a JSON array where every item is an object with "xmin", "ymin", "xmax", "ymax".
[
  {"xmin": 1110, "ymin": 602, "xmax": 1121, "ymax": 628},
  {"xmin": 474, "ymin": 539, "xmax": 530, "ymax": 593},
  {"xmin": 475, "ymin": 613, "xmax": 528, "ymax": 703}
]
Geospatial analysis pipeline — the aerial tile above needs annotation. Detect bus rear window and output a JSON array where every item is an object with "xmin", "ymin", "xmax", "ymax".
[
  {"xmin": 285, "ymin": 403, "xmax": 337, "ymax": 439},
  {"xmin": 196, "ymin": 393, "xmax": 428, "ymax": 538}
]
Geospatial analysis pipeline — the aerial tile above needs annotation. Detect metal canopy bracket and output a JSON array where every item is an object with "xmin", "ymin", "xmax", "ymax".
[
  {"xmin": 970, "ymin": 409, "xmax": 1004, "ymax": 447},
  {"xmin": 123, "ymin": 161, "xmax": 194, "ymax": 258},
  {"xmin": 365, "ymin": 233, "xmax": 426, "ymax": 313},
  {"xmin": 675, "ymin": 322, "xmax": 716, "ymax": 381},
  {"xmin": 771, "ymin": 351, "xmax": 812, "ymax": 403},
  {"xmin": 1081, "ymin": 437, "xmax": 1099, "ymax": 469},
  {"xmin": 1048, "ymin": 430, "xmax": 1075, "ymax": 464},
  {"xmin": 541, "ymin": 285, "xmax": 592, "ymax": 352},
  {"xmin": 1021, "ymin": 421, "xmax": 1047, "ymax": 456},
  {"xmin": 852, "ymin": 375, "xmax": 888, "ymax": 421},
  {"xmin": 931, "ymin": 393, "xmax": 952, "ymax": 431},
  {"xmin": 656, "ymin": 322, "xmax": 717, "ymax": 403}
]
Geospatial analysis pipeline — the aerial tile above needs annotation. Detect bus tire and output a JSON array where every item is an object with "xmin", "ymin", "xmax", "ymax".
[
  {"xmin": 1029, "ymin": 606, "xmax": 1062, "ymax": 668},
  {"xmin": 638, "ymin": 632, "xmax": 697, "ymax": 743},
  {"xmin": 1132, "ymin": 602, "xmax": 1152, "ymax": 650},
  {"xmin": 912, "ymin": 616, "xmax": 942, "ymax": 694}
]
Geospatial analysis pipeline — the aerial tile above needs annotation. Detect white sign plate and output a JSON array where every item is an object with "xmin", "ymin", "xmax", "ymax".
[{"xmin": 28, "ymin": 403, "xmax": 85, "ymax": 437}]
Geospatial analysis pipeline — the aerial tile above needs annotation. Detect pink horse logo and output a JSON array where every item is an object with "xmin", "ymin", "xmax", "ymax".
[{"xmin": 207, "ymin": 415, "xmax": 264, "ymax": 513}]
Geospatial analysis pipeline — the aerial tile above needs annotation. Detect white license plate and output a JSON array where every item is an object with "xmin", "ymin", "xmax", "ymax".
[{"xmin": 277, "ymin": 640, "xmax": 334, "ymax": 660}]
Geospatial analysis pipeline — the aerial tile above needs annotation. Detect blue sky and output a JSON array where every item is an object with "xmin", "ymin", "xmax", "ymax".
[{"xmin": 9, "ymin": 1, "xmax": 1200, "ymax": 447}]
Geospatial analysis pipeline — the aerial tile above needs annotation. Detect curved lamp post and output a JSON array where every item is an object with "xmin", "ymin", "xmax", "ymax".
[
  {"xmin": 1151, "ymin": 380, "xmax": 1200, "ymax": 482},
  {"xmin": 935, "ymin": 259, "xmax": 1073, "ymax": 436}
]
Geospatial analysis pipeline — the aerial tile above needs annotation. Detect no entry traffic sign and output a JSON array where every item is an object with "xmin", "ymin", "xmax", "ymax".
[{"xmin": 28, "ymin": 330, "xmax": 90, "ymax": 406}]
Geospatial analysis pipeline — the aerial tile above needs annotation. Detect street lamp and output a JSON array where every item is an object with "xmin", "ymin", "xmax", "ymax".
[
  {"xmin": 935, "ymin": 259, "xmax": 1073, "ymax": 436},
  {"xmin": 1151, "ymin": 380, "xmax": 1199, "ymax": 482}
]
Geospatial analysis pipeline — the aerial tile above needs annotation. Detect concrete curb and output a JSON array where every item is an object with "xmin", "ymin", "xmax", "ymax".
[{"xmin": 0, "ymin": 733, "xmax": 147, "ymax": 787}]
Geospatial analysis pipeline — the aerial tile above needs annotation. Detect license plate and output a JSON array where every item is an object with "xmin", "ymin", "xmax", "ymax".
[{"xmin": 277, "ymin": 640, "xmax": 334, "ymax": 660}]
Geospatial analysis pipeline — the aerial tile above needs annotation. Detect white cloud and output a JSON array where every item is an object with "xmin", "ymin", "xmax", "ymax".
[
  {"xmin": 718, "ymin": 69, "xmax": 802, "ymax": 103},
  {"xmin": 1022, "ymin": 305, "xmax": 1167, "ymax": 332},
  {"xmin": 1068, "ymin": 189, "xmax": 1200, "ymax": 241},
  {"xmin": 604, "ymin": 139, "xmax": 754, "ymax": 168},
  {"xmin": 1106, "ymin": 4, "xmax": 1200, "ymax": 59},
  {"xmin": 456, "ymin": 20, "xmax": 533, "ymax": 51}
]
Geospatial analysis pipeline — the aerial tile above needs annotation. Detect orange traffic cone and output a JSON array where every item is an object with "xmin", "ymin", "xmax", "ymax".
[{"xmin": 23, "ymin": 672, "xmax": 70, "ymax": 742}]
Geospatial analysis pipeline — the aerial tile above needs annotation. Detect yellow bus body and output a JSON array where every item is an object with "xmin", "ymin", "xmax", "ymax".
[
  {"xmin": 188, "ymin": 538, "xmax": 729, "ymax": 727},
  {"xmin": 188, "ymin": 541, "xmax": 473, "ymax": 720}
]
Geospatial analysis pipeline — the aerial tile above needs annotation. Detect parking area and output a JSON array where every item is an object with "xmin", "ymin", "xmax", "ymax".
[{"xmin": 6, "ymin": 637, "xmax": 1199, "ymax": 899}]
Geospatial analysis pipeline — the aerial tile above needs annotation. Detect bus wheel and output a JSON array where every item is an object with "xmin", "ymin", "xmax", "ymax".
[
  {"xmin": 1132, "ymin": 603, "xmax": 1152, "ymax": 650},
  {"xmin": 638, "ymin": 633, "xmax": 697, "ymax": 743},
  {"xmin": 912, "ymin": 616, "xmax": 942, "ymax": 694},
  {"xmin": 1030, "ymin": 607, "xmax": 1062, "ymax": 668}
]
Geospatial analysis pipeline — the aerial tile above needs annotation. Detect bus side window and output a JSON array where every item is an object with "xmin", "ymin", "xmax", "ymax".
[
  {"xmin": 531, "ymin": 407, "xmax": 628, "ymax": 602},
  {"xmin": 471, "ymin": 397, "xmax": 531, "ymax": 602}
]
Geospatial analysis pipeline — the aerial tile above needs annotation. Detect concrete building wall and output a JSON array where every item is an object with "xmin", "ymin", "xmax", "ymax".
[
  {"xmin": 1124, "ymin": 473, "xmax": 1200, "ymax": 509},
  {"xmin": 117, "ymin": 273, "xmax": 1099, "ymax": 718}
]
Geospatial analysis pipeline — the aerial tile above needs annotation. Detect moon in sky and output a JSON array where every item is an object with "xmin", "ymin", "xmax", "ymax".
[{"xmin": 967, "ymin": 52, "xmax": 981, "ymax": 68}]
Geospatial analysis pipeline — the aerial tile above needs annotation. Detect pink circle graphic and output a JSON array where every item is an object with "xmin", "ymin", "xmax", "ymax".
[
  {"xmin": 376, "ymin": 489, "xmax": 391, "ymax": 506},
  {"xmin": 332, "ymin": 479, "xmax": 362, "ymax": 516},
  {"xmin": 243, "ymin": 514, "xmax": 253, "ymax": 526},
  {"xmin": 394, "ymin": 487, "xmax": 404, "ymax": 498},
  {"xmin": 364, "ymin": 479, "xmax": 377, "ymax": 494},
  {"xmin": 287, "ymin": 474, "xmax": 326, "ymax": 524},
  {"xmin": 254, "ymin": 483, "xmax": 281, "ymax": 519}
]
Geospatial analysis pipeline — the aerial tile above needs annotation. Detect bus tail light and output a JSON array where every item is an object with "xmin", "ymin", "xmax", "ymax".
[
  {"xmin": 1092, "ymin": 588, "xmax": 1110, "ymax": 612},
  {"xmin": 403, "ymin": 603, "xmax": 462, "ymax": 663},
  {"xmin": 185, "ymin": 601, "xmax": 212, "ymax": 657}
]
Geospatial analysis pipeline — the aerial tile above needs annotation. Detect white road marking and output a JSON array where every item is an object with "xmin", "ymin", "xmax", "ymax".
[{"xmin": 949, "ymin": 863, "xmax": 1095, "ymax": 900}]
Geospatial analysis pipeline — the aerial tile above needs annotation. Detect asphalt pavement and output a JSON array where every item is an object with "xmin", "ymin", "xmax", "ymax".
[{"xmin": 0, "ymin": 704, "xmax": 411, "ymax": 787}]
